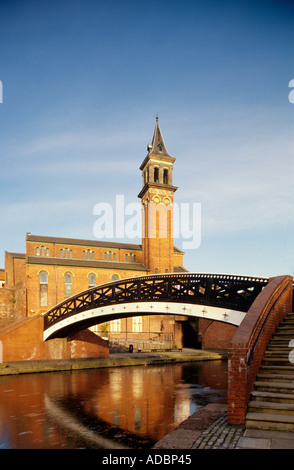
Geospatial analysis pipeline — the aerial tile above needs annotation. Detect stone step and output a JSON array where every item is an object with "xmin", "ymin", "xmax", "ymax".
[
  {"xmin": 251, "ymin": 390, "xmax": 294, "ymax": 404},
  {"xmin": 245, "ymin": 313, "xmax": 294, "ymax": 431},
  {"xmin": 264, "ymin": 361, "xmax": 293, "ymax": 367},
  {"xmin": 269, "ymin": 337, "xmax": 294, "ymax": 343},
  {"xmin": 262, "ymin": 357, "xmax": 292, "ymax": 366},
  {"xmin": 268, "ymin": 337, "xmax": 292, "ymax": 342},
  {"xmin": 268, "ymin": 345, "xmax": 293, "ymax": 352},
  {"xmin": 264, "ymin": 351, "xmax": 291, "ymax": 356},
  {"xmin": 276, "ymin": 332, "xmax": 294, "ymax": 337},
  {"xmin": 272, "ymin": 332, "xmax": 294, "ymax": 339},
  {"xmin": 248, "ymin": 400, "xmax": 294, "ymax": 415},
  {"xmin": 246, "ymin": 412, "xmax": 294, "ymax": 432},
  {"xmin": 254, "ymin": 381, "xmax": 294, "ymax": 394},
  {"xmin": 263, "ymin": 353, "xmax": 292, "ymax": 361},
  {"xmin": 270, "ymin": 341, "xmax": 294, "ymax": 348},
  {"xmin": 267, "ymin": 348, "xmax": 292, "ymax": 353},
  {"xmin": 257, "ymin": 373, "xmax": 294, "ymax": 382},
  {"xmin": 259, "ymin": 365, "xmax": 294, "ymax": 375}
]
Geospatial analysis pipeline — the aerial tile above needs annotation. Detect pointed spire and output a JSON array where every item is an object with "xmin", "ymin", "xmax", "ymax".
[{"xmin": 148, "ymin": 115, "xmax": 171, "ymax": 157}]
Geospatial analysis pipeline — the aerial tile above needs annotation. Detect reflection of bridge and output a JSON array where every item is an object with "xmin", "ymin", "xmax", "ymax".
[
  {"xmin": 43, "ymin": 273, "xmax": 268, "ymax": 341},
  {"xmin": 42, "ymin": 272, "xmax": 294, "ymax": 428}
]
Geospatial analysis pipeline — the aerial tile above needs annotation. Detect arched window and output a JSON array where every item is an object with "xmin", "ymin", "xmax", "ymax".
[
  {"xmin": 163, "ymin": 169, "xmax": 168, "ymax": 185},
  {"xmin": 64, "ymin": 272, "xmax": 72, "ymax": 297},
  {"xmin": 88, "ymin": 273, "xmax": 96, "ymax": 288},
  {"xmin": 110, "ymin": 319, "xmax": 121, "ymax": 333},
  {"xmin": 39, "ymin": 271, "xmax": 48, "ymax": 307},
  {"xmin": 154, "ymin": 167, "xmax": 159, "ymax": 183},
  {"xmin": 111, "ymin": 274, "xmax": 119, "ymax": 282},
  {"xmin": 132, "ymin": 316, "xmax": 142, "ymax": 333}
]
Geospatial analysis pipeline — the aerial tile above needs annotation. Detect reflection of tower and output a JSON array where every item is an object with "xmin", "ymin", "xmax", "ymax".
[{"xmin": 138, "ymin": 116, "xmax": 178, "ymax": 274}]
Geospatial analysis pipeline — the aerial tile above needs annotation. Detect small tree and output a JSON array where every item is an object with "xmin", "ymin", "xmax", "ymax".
[{"xmin": 100, "ymin": 322, "xmax": 109, "ymax": 338}]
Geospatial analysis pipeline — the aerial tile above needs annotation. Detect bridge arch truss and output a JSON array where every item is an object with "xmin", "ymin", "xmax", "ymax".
[{"xmin": 43, "ymin": 273, "xmax": 268, "ymax": 341}]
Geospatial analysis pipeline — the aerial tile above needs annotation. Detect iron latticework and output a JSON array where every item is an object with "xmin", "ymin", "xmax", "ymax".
[{"xmin": 43, "ymin": 273, "xmax": 268, "ymax": 337}]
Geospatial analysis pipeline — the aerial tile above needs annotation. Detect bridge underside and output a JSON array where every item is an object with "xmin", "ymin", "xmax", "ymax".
[{"xmin": 43, "ymin": 302, "xmax": 246, "ymax": 341}]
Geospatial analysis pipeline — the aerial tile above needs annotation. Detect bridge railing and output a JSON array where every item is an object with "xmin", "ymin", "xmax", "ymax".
[
  {"xmin": 107, "ymin": 332, "xmax": 174, "ymax": 352},
  {"xmin": 227, "ymin": 275, "xmax": 293, "ymax": 425},
  {"xmin": 43, "ymin": 273, "xmax": 269, "ymax": 336}
]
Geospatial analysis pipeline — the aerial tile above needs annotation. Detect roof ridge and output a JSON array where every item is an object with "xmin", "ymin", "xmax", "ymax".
[{"xmin": 26, "ymin": 233, "xmax": 142, "ymax": 250}]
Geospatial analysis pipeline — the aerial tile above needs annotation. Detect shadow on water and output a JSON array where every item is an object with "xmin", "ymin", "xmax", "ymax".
[{"xmin": 0, "ymin": 360, "xmax": 227, "ymax": 449}]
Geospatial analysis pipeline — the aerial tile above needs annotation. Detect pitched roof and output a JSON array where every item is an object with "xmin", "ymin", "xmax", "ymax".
[
  {"xmin": 26, "ymin": 233, "xmax": 183, "ymax": 255},
  {"xmin": 26, "ymin": 233, "xmax": 142, "ymax": 251},
  {"xmin": 148, "ymin": 115, "xmax": 171, "ymax": 157}
]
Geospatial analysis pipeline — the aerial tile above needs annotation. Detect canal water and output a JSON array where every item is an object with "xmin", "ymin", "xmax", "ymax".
[{"xmin": 0, "ymin": 360, "xmax": 227, "ymax": 449}]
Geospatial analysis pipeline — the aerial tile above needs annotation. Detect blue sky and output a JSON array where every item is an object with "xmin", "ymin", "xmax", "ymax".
[{"xmin": 0, "ymin": 0, "xmax": 293, "ymax": 278}]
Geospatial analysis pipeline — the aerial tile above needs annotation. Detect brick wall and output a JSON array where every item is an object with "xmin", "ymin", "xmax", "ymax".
[
  {"xmin": 198, "ymin": 318, "xmax": 237, "ymax": 350},
  {"xmin": 0, "ymin": 315, "xmax": 109, "ymax": 361},
  {"xmin": 0, "ymin": 287, "xmax": 24, "ymax": 329},
  {"xmin": 26, "ymin": 239, "xmax": 144, "ymax": 265},
  {"xmin": 227, "ymin": 275, "xmax": 293, "ymax": 424},
  {"xmin": 141, "ymin": 192, "xmax": 176, "ymax": 274},
  {"xmin": 25, "ymin": 263, "xmax": 148, "ymax": 317},
  {"xmin": 4, "ymin": 252, "xmax": 26, "ymax": 289}
]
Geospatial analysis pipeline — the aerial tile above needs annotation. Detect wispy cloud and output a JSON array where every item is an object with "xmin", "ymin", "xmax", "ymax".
[{"xmin": 176, "ymin": 129, "xmax": 294, "ymax": 237}]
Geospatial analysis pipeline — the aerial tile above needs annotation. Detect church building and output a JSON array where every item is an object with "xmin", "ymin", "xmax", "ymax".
[{"xmin": 3, "ymin": 117, "xmax": 191, "ymax": 351}]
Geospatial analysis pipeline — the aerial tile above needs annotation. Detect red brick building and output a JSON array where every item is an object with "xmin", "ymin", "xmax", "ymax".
[
  {"xmin": 0, "ymin": 117, "xmax": 236, "ymax": 351},
  {"xmin": 1, "ymin": 117, "xmax": 190, "ymax": 350}
]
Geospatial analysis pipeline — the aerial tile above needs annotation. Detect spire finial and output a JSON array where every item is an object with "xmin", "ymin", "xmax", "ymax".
[{"xmin": 156, "ymin": 114, "xmax": 159, "ymax": 122}]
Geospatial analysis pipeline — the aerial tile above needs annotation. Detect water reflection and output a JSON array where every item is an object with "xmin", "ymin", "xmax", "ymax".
[{"xmin": 0, "ymin": 361, "xmax": 227, "ymax": 449}]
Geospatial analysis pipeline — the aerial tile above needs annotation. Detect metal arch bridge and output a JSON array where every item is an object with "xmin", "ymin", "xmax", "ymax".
[{"xmin": 43, "ymin": 273, "xmax": 268, "ymax": 341}]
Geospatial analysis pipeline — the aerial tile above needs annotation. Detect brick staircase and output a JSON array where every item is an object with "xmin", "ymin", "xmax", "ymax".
[{"xmin": 246, "ymin": 312, "xmax": 294, "ymax": 431}]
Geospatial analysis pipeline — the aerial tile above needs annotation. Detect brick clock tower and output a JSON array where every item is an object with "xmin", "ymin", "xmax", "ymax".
[{"xmin": 138, "ymin": 116, "xmax": 178, "ymax": 274}]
